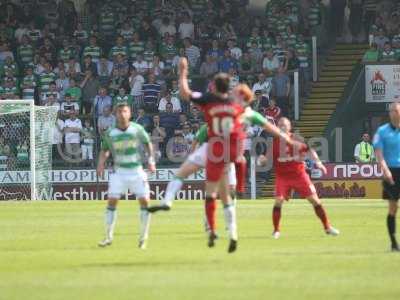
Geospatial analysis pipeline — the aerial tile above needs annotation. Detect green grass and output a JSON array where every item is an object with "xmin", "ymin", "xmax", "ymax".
[{"xmin": 0, "ymin": 199, "xmax": 399, "ymax": 300}]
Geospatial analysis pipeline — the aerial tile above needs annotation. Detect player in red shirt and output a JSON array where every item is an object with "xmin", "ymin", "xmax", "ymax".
[
  {"xmin": 178, "ymin": 58, "xmax": 305, "ymax": 252},
  {"xmin": 258, "ymin": 117, "xmax": 340, "ymax": 239}
]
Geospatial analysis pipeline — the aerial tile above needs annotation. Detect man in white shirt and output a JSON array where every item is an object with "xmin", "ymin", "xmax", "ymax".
[
  {"xmin": 64, "ymin": 109, "xmax": 82, "ymax": 160},
  {"xmin": 129, "ymin": 66, "xmax": 145, "ymax": 110},
  {"xmin": 159, "ymin": 17, "xmax": 176, "ymax": 37},
  {"xmin": 45, "ymin": 95, "xmax": 61, "ymax": 112},
  {"xmin": 158, "ymin": 90, "xmax": 182, "ymax": 112},
  {"xmin": 52, "ymin": 112, "xmax": 64, "ymax": 160},
  {"xmin": 227, "ymin": 39, "xmax": 243, "ymax": 60},
  {"xmin": 262, "ymin": 49, "xmax": 280, "ymax": 76},
  {"xmin": 252, "ymin": 73, "xmax": 272, "ymax": 98},
  {"xmin": 132, "ymin": 54, "xmax": 149, "ymax": 75},
  {"xmin": 178, "ymin": 13, "xmax": 194, "ymax": 40}
]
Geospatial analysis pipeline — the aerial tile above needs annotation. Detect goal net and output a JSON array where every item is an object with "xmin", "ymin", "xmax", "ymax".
[{"xmin": 0, "ymin": 100, "xmax": 58, "ymax": 200}]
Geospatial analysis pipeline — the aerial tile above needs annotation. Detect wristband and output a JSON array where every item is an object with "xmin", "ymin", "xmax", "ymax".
[{"xmin": 148, "ymin": 156, "xmax": 155, "ymax": 165}]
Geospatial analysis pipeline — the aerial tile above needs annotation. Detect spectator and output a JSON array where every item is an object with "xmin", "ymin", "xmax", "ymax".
[
  {"xmin": 113, "ymin": 87, "xmax": 133, "ymax": 108},
  {"xmin": 93, "ymin": 87, "xmax": 112, "ymax": 118},
  {"xmin": 218, "ymin": 49, "xmax": 238, "ymax": 73},
  {"xmin": 64, "ymin": 109, "xmax": 82, "ymax": 160},
  {"xmin": 148, "ymin": 55, "xmax": 165, "ymax": 80},
  {"xmin": 262, "ymin": 49, "xmax": 280, "ymax": 77},
  {"xmin": 252, "ymin": 90, "xmax": 269, "ymax": 113},
  {"xmin": 248, "ymin": 41, "xmax": 263, "ymax": 72},
  {"xmin": 373, "ymin": 29, "xmax": 390, "ymax": 49},
  {"xmin": 0, "ymin": 77, "xmax": 19, "ymax": 99},
  {"xmin": 207, "ymin": 39, "xmax": 224, "ymax": 62},
  {"xmin": 264, "ymin": 98, "xmax": 281, "ymax": 124},
  {"xmin": 168, "ymin": 132, "xmax": 190, "ymax": 160},
  {"xmin": 135, "ymin": 107, "xmax": 152, "ymax": 132},
  {"xmin": 45, "ymin": 95, "xmax": 61, "ymax": 112},
  {"xmin": 17, "ymin": 35, "xmax": 34, "ymax": 67},
  {"xmin": 158, "ymin": 90, "xmax": 182, "ymax": 112},
  {"xmin": 97, "ymin": 56, "xmax": 113, "ymax": 84},
  {"xmin": 227, "ymin": 38, "xmax": 242, "ymax": 60},
  {"xmin": 184, "ymin": 38, "xmax": 201, "ymax": 70},
  {"xmin": 239, "ymin": 52, "xmax": 256, "ymax": 79},
  {"xmin": 178, "ymin": 13, "xmax": 194, "ymax": 40},
  {"xmin": 182, "ymin": 122, "xmax": 195, "ymax": 145},
  {"xmin": 56, "ymin": 70, "xmax": 70, "ymax": 100},
  {"xmin": 252, "ymin": 73, "xmax": 272, "ymax": 99},
  {"xmin": 132, "ymin": 53, "xmax": 149, "ymax": 75},
  {"xmin": 38, "ymin": 62, "xmax": 56, "ymax": 95},
  {"xmin": 81, "ymin": 119, "xmax": 95, "ymax": 165},
  {"xmin": 109, "ymin": 36, "xmax": 128, "ymax": 61},
  {"xmin": 65, "ymin": 57, "xmax": 81, "ymax": 75},
  {"xmin": 80, "ymin": 70, "xmax": 100, "ymax": 114},
  {"xmin": 81, "ymin": 55, "xmax": 98, "ymax": 76},
  {"xmin": 159, "ymin": 16, "xmax": 176, "ymax": 37},
  {"xmin": 65, "ymin": 78, "xmax": 81, "ymax": 105},
  {"xmin": 228, "ymin": 68, "xmax": 240, "ymax": 90},
  {"xmin": 108, "ymin": 68, "xmax": 125, "ymax": 97},
  {"xmin": 21, "ymin": 66, "xmax": 37, "ymax": 100},
  {"xmin": 200, "ymin": 54, "xmax": 218, "ymax": 78},
  {"xmin": 128, "ymin": 32, "xmax": 145, "ymax": 61},
  {"xmin": 128, "ymin": 67, "xmax": 145, "ymax": 110},
  {"xmin": 61, "ymin": 93, "xmax": 79, "ymax": 117},
  {"xmin": 52, "ymin": 112, "xmax": 64, "ymax": 160},
  {"xmin": 83, "ymin": 36, "xmax": 102, "ymax": 64},
  {"xmin": 189, "ymin": 105, "xmax": 203, "ymax": 124},
  {"xmin": 41, "ymin": 81, "xmax": 61, "ymax": 104},
  {"xmin": 380, "ymin": 42, "xmax": 397, "ymax": 62},
  {"xmin": 354, "ymin": 133, "xmax": 375, "ymax": 163},
  {"xmin": 151, "ymin": 114, "xmax": 167, "ymax": 160},
  {"xmin": 272, "ymin": 67, "xmax": 291, "ymax": 117},
  {"xmin": 97, "ymin": 106, "xmax": 115, "ymax": 135},
  {"xmin": 160, "ymin": 102, "xmax": 180, "ymax": 138},
  {"xmin": 142, "ymin": 73, "xmax": 161, "ymax": 113},
  {"xmin": 113, "ymin": 54, "xmax": 129, "ymax": 76}
]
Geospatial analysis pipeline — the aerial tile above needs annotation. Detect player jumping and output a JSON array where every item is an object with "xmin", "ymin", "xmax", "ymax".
[
  {"xmin": 258, "ymin": 117, "xmax": 340, "ymax": 239},
  {"xmin": 97, "ymin": 103, "xmax": 156, "ymax": 249}
]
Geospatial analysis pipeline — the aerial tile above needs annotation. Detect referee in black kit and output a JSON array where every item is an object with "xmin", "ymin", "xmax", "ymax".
[{"xmin": 373, "ymin": 102, "xmax": 400, "ymax": 251}]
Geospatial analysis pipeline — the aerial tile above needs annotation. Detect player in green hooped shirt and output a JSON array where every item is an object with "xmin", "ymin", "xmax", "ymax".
[
  {"xmin": 148, "ymin": 106, "xmax": 275, "ymax": 214},
  {"xmin": 97, "ymin": 103, "xmax": 156, "ymax": 249}
]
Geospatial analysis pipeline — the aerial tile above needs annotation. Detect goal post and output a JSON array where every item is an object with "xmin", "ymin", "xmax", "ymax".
[{"xmin": 0, "ymin": 100, "xmax": 58, "ymax": 200}]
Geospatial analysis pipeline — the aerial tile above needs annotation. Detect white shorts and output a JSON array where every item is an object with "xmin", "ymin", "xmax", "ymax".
[
  {"xmin": 187, "ymin": 142, "xmax": 207, "ymax": 167},
  {"xmin": 187, "ymin": 143, "xmax": 237, "ymax": 186},
  {"xmin": 108, "ymin": 167, "xmax": 150, "ymax": 199}
]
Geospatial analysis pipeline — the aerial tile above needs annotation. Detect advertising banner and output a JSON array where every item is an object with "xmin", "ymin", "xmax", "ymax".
[
  {"xmin": 314, "ymin": 180, "xmax": 382, "ymax": 198},
  {"xmin": 365, "ymin": 64, "xmax": 400, "ymax": 103}
]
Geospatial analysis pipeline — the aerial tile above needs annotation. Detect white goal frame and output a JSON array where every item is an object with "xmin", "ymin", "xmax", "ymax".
[{"xmin": 0, "ymin": 100, "xmax": 36, "ymax": 200}]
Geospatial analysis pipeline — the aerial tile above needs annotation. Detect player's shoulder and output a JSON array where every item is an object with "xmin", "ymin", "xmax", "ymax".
[
  {"xmin": 376, "ymin": 123, "xmax": 391, "ymax": 135},
  {"xmin": 130, "ymin": 121, "xmax": 146, "ymax": 132}
]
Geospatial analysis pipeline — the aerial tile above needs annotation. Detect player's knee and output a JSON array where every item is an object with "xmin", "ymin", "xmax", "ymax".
[
  {"xmin": 205, "ymin": 195, "xmax": 216, "ymax": 203},
  {"xmin": 274, "ymin": 199, "xmax": 284, "ymax": 207}
]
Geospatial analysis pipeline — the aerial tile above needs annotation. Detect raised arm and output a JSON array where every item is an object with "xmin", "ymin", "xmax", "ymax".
[{"xmin": 178, "ymin": 57, "xmax": 192, "ymax": 101}]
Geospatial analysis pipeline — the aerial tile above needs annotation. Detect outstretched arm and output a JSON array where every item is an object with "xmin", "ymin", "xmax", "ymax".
[
  {"xmin": 308, "ymin": 148, "xmax": 327, "ymax": 175},
  {"xmin": 178, "ymin": 58, "xmax": 192, "ymax": 101}
]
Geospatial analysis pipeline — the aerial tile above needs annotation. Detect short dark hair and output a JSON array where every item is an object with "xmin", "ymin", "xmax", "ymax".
[{"xmin": 214, "ymin": 73, "xmax": 230, "ymax": 94}]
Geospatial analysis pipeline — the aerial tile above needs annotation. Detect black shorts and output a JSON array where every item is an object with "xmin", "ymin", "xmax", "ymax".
[{"xmin": 382, "ymin": 168, "xmax": 400, "ymax": 201}]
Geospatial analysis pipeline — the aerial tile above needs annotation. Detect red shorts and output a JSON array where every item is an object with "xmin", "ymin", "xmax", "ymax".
[
  {"xmin": 206, "ymin": 137, "xmax": 243, "ymax": 182},
  {"xmin": 275, "ymin": 172, "xmax": 316, "ymax": 200}
]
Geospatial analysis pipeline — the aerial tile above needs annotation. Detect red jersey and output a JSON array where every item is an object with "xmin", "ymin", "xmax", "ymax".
[
  {"xmin": 272, "ymin": 135, "xmax": 308, "ymax": 176},
  {"xmin": 190, "ymin": 92, "xmax": 245, "ymax": 141}
]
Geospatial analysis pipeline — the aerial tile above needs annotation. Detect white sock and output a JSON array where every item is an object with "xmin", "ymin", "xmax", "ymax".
[
  {"xmin": 224, "ymin": 204, "xmax": 238, "ymax": 241},
  {"xmin": 105, "ymin": 206, "xmax": 117, "ymax": 240},
  {"xmin": 161, "ymin": 177, "xmax": 183, "ymax": 207},
  {"xmin": 139, "ymin": 208, "xmax": 151, "ymax": 242}
]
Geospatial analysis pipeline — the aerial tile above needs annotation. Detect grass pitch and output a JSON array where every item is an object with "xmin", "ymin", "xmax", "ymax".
[{"xmin": 0, "ymin": 199, "xmax": 399, "ymax": 300}]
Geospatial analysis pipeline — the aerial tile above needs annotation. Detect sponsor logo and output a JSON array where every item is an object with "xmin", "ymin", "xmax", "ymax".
[{"xmin": 370, "ymin": 70, "xmax": 387, "ymax": 99}]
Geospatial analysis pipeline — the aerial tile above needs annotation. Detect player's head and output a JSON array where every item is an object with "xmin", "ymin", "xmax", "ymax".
[
  {"xmin": 389, "ymin": 101, "xmax": 400, "ymax": 127},
  {"xmin": 213, "ymin": 73, "xmax": 230, "ymax": 94},
  {"xmin": 232, "ymin": 84, "xmax": 254, "ymax": 106},
  {"xmin": 278, "ymin": 117, "xmax": 291, "ymax": 133},
  {"xmin": 115, "ymin": 103, "xmax": 131, "ymax": 127}
]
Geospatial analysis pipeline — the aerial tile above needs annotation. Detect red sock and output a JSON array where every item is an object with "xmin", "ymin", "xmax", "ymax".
[
  {"xmin": 235, "ymin": 160, "xmax": 247, "ymax": 193},
  {"xmin": 205, "ymin": 197, "xmax": 217, "ymax": 233},
  {"xmin": 272, "ymin": 206, "xmax": 281, "ymax": 232},
  {"xmin": 314, "ymin": 204, "xmax": 330, "ymax": 230}
]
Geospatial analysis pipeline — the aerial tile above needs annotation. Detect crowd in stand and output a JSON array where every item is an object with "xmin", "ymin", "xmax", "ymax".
[
  {"xmin": 0, "ymin": 0, "xmax": 321, "ymax": 167},
  {"xmin": 362, "ymin": 0, "xmax": 400, "ymax": 62}
]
